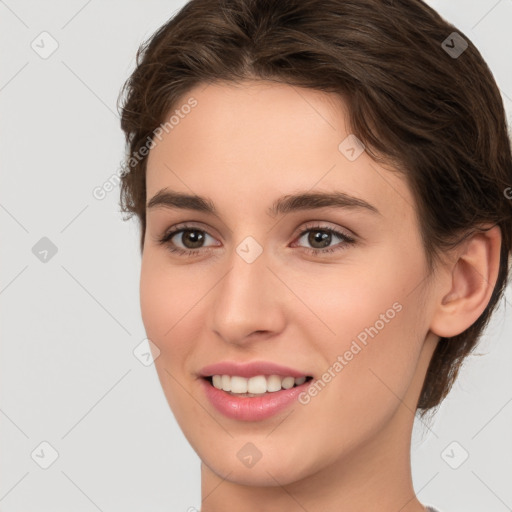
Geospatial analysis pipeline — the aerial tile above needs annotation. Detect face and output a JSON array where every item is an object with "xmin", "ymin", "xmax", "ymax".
[{"xmin": 141, "ymin": 80, "xmax": 439, "ymax": 486}]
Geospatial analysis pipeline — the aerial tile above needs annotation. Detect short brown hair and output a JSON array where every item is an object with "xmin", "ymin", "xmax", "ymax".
[{"xmin": 117, "ymin": 0, "xmax": 512, "ymax": 416}]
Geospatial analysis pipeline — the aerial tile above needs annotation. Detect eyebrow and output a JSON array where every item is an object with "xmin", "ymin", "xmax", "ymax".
[{"xmin": 147, "ymin": 188, "xmax": 381, "ymax": 217}]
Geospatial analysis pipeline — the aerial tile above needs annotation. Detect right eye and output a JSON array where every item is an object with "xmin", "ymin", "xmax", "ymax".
[{"xmin": 158, "ymin": 224, "xmax": 221, "ymax": 257}]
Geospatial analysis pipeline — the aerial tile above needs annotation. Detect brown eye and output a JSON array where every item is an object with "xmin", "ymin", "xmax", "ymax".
[
  {"xmin": 176, "ymin": 229, "xmax": 206, "ymax": 249},
  {"xmin": 306, "ymin": 230, "xmax": 333, "ymax": 249},
  {"xmin": 158, "ymin": 224, "xmax": 221, "ymax": 257},
  {"xmin": 295, "ymin": 226, "xmax": 355, "ymax": 254}
]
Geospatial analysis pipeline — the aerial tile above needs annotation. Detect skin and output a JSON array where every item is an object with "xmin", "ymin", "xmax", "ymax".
[{"xmin": 140, "ymin": 80, "xmax": 501, "ymax": 512}]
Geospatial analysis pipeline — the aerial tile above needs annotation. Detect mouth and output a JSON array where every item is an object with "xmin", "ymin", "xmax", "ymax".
[{"xmin": 203, "ymin": 374, "xmax": 314, "ymax": 397}]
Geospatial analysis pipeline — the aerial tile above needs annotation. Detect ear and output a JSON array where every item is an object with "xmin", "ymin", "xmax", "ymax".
[{"xmin": 429, "ymin": 225, "xmax": 502, "ymax": 338}]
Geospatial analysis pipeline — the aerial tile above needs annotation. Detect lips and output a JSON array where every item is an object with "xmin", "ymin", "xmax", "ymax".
[
  {"xmin": 200, "ymin": 376, "xmax": 313, "ymax": 421},
  {"xmin": 198, "ymin": 360, "xmax": 314, "ymax": 421}
]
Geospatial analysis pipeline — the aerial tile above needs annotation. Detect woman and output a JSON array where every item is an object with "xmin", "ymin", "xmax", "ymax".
[{"xmin": 117, "ymin": 0, "xmax": 512, "ymax": 510}]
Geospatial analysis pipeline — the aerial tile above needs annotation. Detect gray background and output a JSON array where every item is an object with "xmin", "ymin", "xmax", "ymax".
[{"xmin": 0, "ymin": 1, "xmax": 511, "ymax": 511}]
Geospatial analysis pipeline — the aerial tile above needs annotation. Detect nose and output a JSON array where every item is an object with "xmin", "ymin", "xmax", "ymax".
[{"xmin": 209, "ymin": 244, "xmax": 286, "ymax": 347}]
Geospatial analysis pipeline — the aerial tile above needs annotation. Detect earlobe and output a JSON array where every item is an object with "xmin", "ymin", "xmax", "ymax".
[{"xmin": 430, "ymin": 225, "xmax": 502, "ymax": 338}]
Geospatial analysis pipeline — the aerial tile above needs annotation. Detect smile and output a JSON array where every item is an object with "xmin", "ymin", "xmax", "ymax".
[
  {"xmin": 208, "ymin": 374, "xmax": 312, "ymax": 396},
  {"xmin": 201, "ymin": 375, "xmax": 314, "ymax": 421}
]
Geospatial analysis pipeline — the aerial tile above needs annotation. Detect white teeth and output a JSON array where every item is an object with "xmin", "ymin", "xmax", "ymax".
[
  {"xmin": 248, "ymin": 375, "xmax": 267, "ymax": 394},
  {"xmin": 210, "ymin": 374, "xmax": 309, "ymax": 394},
  {"xmin": 281, "ymin": 376, "xmax": 295, "ymax": 389},
  {"xmin": 221, "ymin": 374, "xmax": 231, "ymax": 391},
  {"xmin": 267, "ymin": 375, "xmax": 282, "ymax": 392},
  {"xmin": 294, "ymin": 376, "xmax": 306, "ymax": 386},
  {"xmin": 230, "ymin": 376, "xmax": 248, "ymax": 394},
  {"xmin": 212, "ymin": 375, "xmax": 222, "ymax": 389}
]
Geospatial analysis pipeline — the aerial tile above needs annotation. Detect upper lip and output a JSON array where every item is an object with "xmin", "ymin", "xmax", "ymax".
[{"xmin": 199, "ymin": 361, "xmax": 310, "ymax": 379}]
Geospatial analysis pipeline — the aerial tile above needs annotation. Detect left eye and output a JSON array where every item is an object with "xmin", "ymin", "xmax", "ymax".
[{"xmin": 293, "ymin": 226, "xmax": 355, "ymax": 253}]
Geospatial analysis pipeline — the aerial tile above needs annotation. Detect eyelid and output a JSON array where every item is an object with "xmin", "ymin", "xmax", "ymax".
[
  {"xmin": 159, "ymin": 220, "xmax": 355, "ymax": 243},
  {"xmin": 157, "ymin": 220, "xmax": 357, "ymax": 257},
  {"xmin": 158, "ymin": 221, "xmax": 221, "ymax": 244},
  {"xmin": 291, "ymin": 220, "xmax": 357, "ymax": 242}
]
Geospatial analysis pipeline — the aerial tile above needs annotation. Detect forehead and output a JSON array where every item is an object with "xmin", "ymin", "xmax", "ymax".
[{"xmin": 145, "ymin": 80, "xmax": 414, "ymax": 220}]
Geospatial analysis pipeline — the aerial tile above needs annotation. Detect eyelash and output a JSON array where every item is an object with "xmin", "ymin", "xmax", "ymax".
[{"xmin": 157, "ymin": 222, "xmax": 356, "ymax": 258}]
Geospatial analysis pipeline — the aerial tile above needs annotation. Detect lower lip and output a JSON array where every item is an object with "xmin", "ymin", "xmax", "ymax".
[{"xmin": 200, "ymin": 378, "xmax": 312, "ymax": 422}]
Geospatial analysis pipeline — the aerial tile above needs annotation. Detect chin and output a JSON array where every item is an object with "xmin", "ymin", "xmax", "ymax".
[{"xmin": 195, "ymin": 436, "xmax": 321, "ymax": 488}]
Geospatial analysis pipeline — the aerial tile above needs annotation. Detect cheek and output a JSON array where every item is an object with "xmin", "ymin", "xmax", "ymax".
[
  {"xmin": 286, "ymin": 261, "xmax": 410, "ymax": 345},
  {"xmin": 139, "ymin": 253, "xmax": 205, "ymax": 382},
  {"xmin": 139, "ymin": 254, "xmax": 204, "ymax": 423},
  {"xmin": 140, "ymin": 252, "xmax": 197, "ymax": 339},
  {"xmin": 290, "ymin": 253, "xmax": 427, "ymax": 397},
  {"xmin": 287, "ymin": 273, "xmax": 425, "ymax": 458}
]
